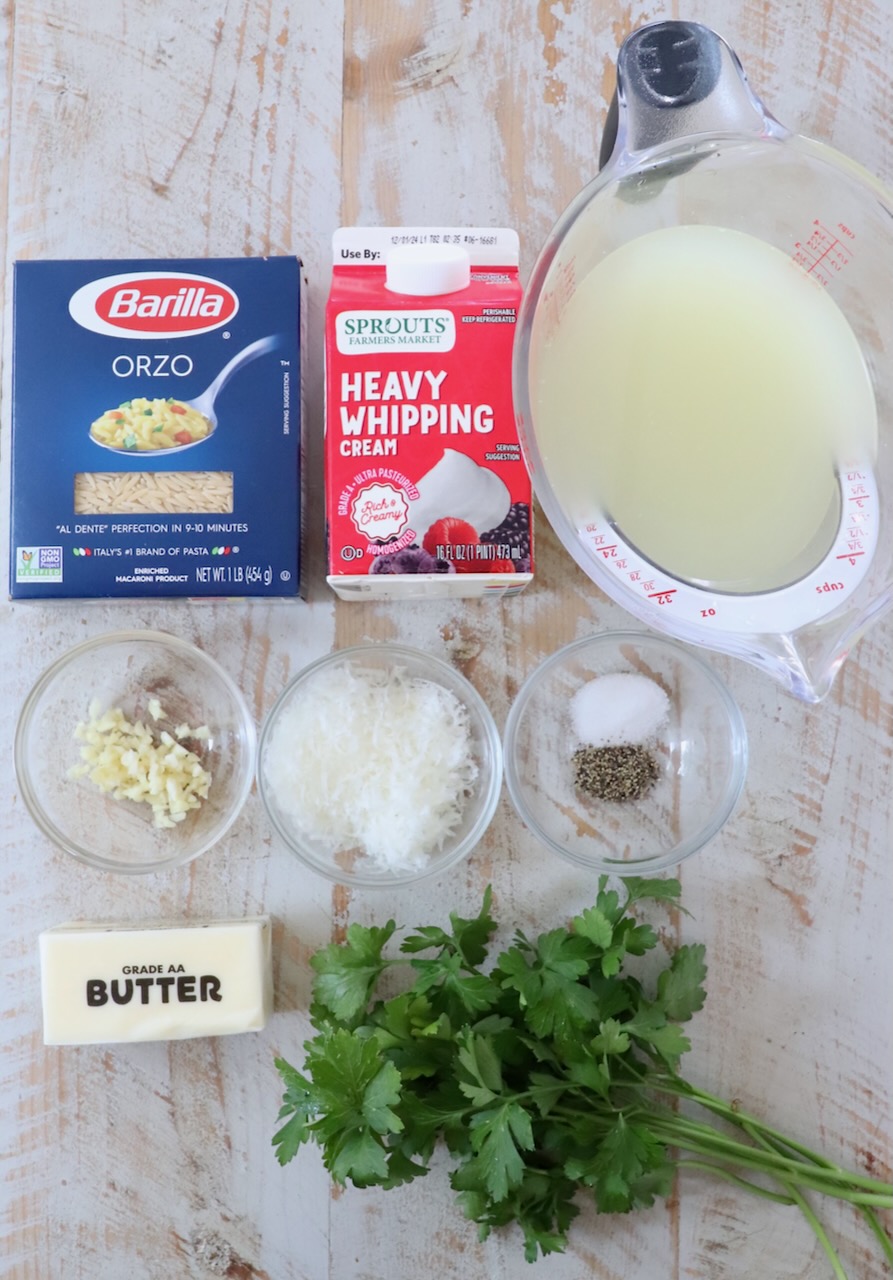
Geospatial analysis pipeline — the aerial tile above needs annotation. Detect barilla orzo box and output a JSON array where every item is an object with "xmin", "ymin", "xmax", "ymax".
[
  {"xmin": 10, "ymin": 256, "xmax": 303, "ymax": 599},
  {"xmin": 324, "ymin": 227, "xmax": 532, "ymax": 599}
]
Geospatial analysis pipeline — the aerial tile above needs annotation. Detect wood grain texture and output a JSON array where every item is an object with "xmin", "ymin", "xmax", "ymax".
[{"xmin": 1, "ymin": 0, "xmax": 891, "ymax": 1277}]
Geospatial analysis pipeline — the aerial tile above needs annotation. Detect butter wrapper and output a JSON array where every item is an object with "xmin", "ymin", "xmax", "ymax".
[{"xmin": 39, "ymin": 917, "xmax": 273, "ymax": 1045}]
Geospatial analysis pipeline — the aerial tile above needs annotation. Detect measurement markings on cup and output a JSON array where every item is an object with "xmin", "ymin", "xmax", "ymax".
[{"xmin": 792, "ymin": 220, "xmax": 854, "ymax": 287}]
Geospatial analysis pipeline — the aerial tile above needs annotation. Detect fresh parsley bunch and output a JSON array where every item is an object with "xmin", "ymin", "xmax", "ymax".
[{"xmin": 273, "ymin": 880, "xmax": 892, "ymax": 1275}]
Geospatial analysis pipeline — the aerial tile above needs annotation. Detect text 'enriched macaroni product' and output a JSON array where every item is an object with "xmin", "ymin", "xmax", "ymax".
[
  {"xmin": 325, "ymin": 228, "xmax": 533, "ymax": 599},
  {"xmin": 10, "ymin": 257, "xmax": 304, "ymax": 599}
]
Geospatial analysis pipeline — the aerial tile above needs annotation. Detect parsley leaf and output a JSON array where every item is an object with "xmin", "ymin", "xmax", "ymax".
[
  {"xmin": 330, "ymin": 1129, "xmax": 389, "ymax": 1185},
  {"xmin": 657, "ymin": 943, "xmax": 708, "ymax": 1021},
  {"xmin": 274, "ymin": 883, "xmax": 892, "ymax": 1271},
  {"xmin": 448, "ymin": 884, "xmax": 497, "ymax": 966},
  {"xmin": 411, "ymin": 951, "xmax": 501, "ymax": 1018},
  {"xmin": 496, "ymin": 930, "xmax": 600, "ymax": 1038},
  {"xmin": 399, "ymin": 925, "xmax": 451, "ymax": 954},
  {"xmin": 620, "ymin": 876, "xmax": 687, "ymax": 911},
  {"xmin": 565, "ymin": 1115, "xmax": 670, "ymax": 1213},
  {"xmin": 271, "ymin": 1057, "xmax": 314, "ymax": 1165},
  {"xmin": 455, "ymin": 1167, "xmax": 579, "ymax": 1262},
  {"xmin": 590, "ymin": 1017, "xmax": 632, "ymax": 1056},
  {"xmin": 456, "ymin": 1028, "xmax": 503, "ymax": 1106},
  {"xmin": 277, "ymin": 1029, "xmax": 405, "ymax": 1187},
  {"xmin": 361, "ymin": 1060, "xmax": 404, "ymax": 1134},
  {"xmin": 625, "ymin": 1003, "xmax": 692, "ymax": 1069},
  {"xmin": 401, "ymin": 886, "xmax": 496, "ymax": 968},
  {"xmin": 311, "ymin": 921, "xmax": 396, "ymax": 1022},
  {"xmin": 400, "ymin": 1085, "xmax": 469, "ymax": 1161},
  {"xmin": 463, "ymin": 1101, "xmax": 534, "ymax": 1202},
  {"xmin": 573, "ymin": 904, "xmax": 614, "ymax": 950}
]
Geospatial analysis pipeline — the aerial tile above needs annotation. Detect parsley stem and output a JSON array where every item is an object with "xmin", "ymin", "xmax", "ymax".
[
  {"xmin": 644, "ymin": 1117, "xmax": 892, "ymax": 1203},
  {"xmin": 661, "ymin": 1078, "xmax": 881, "ymax": 1182},
  {"xmin": 861, "ymin": 1209, "xmax": 893, "ymax": 1267},
  {"xmin": 674, "ymin": 1158, "xmax": 796, "ymax": 1205},
  {"xmin": 779, "ymin": 1181, "xmax": 850, "ymax": 1280},
  {"xmin": 745, "ymin": 1124, "xmax": 893, "ymax": 1267},
  {"xmin": 288, "ymin": 884, "xmax": 892, "ymax": 1272},
  {"xmin": 548, "ymin": 1101, "xmax": 889, "ymax": 1206},
  {"xmin": 741, "ymin": 1120, "xmax": 850, "ymax": 1280},
  {"xmin": 624, "ymin": 1075, "xmax": 893, "ymax": 1197}
]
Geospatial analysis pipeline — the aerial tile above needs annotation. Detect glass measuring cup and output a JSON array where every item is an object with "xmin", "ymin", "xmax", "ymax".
[{"xmin": 514, "ymin": 20, "xmax": 893, "ymax": 701}]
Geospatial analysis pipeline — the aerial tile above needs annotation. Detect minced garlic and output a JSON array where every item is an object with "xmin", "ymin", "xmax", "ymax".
[{"xmin": 69, "ymin": 698, "xmax": 212, "ymax": 829}]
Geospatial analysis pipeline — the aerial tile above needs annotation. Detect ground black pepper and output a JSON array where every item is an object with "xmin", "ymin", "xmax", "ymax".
[{"xmin": 572, "ymin": 743, "xmax": 660, "ymax": 802}]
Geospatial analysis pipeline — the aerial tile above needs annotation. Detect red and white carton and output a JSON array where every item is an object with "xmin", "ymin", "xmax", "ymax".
[{"xmin": 325, "ymin": 227, "xmax": 533, "ymax": 599}]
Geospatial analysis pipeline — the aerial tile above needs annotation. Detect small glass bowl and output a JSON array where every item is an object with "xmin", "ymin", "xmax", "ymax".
[
  {"xmin": 256, "ymin": 643, "xmax": 503, "ymax": 888},
  {"xmin": 503, "ymin": 630, "xmax": 747, "ymax": 874},
  {"xmin": 15, "ymin": 630, "xmax": 256, "ymax": 874}
]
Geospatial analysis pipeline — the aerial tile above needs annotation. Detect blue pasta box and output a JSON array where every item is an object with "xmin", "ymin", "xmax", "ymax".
[{"xmin": 9, "ymin": 256, "xmax": 304, "ymax": 599}]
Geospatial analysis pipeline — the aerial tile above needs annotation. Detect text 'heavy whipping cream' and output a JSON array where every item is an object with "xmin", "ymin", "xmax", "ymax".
[{"xmin": 325, "ymin": 228, "xmax": 533, "ymax": 599}]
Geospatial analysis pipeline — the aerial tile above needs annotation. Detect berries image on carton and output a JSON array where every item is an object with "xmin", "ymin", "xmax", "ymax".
[{"xmin": 324, "ymin": 227, "xmax": 533, "ymax": 599}]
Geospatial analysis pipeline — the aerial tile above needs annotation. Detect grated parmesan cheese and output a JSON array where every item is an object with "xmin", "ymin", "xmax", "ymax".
[
  {"xmin": 69, "ymin": 699, "xmax": 212, "ymax": 829},
  {"xmin": 263, "ymin": 663, "xmax": 479, "ymax": 872}
]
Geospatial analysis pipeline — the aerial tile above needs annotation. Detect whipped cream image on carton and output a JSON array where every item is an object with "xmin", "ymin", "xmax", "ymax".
[{"xmin": 325, "ymin": 227, "xmax": 533, "ymax": 599}]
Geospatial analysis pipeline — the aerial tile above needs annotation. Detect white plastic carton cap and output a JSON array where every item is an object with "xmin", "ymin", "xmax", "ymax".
[{"xmin": 385, "ymin": 243, "xmax": 471, "ymax": 296}]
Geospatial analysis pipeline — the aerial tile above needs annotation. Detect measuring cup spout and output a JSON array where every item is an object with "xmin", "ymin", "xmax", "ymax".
[
  {"xmin": 600, "ymin": 21, "xmax": 786, "ymax": 171},
  {"xmin": 753, "ymin": 606, "xmax": 886, "ymax": 703}
]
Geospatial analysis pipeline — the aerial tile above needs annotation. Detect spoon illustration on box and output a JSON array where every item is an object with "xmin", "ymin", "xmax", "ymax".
[{"xmin": 88, "ymin": 334, "xmax": 281, "ymax": 453}]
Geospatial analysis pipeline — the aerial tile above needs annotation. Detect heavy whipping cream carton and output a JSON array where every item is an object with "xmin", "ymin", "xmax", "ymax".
[{"xmin": 325, "ymin": 227, "xmax": 532, "ymax": 598}]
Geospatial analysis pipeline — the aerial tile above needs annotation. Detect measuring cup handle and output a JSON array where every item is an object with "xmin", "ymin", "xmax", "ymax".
[{"xmin": 600, "ymin": 21, "xmax": 783, "ymax": 170}]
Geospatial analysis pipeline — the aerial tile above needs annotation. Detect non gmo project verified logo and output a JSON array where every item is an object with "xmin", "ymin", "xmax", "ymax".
[{"xmin": 16, "ymin": 546, "xmax": 63, "ymax": 583}]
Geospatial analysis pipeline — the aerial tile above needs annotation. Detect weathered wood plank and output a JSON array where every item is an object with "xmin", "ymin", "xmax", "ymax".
[{"xmin": 0, "ymin": 0, "xmax": 891, "ymax": 1276}]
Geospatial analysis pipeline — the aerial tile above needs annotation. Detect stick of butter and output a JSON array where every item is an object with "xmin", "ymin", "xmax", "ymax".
[{"xmin": 39, "ymin": 917, "xmax": 273, "ymax": 1045}]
